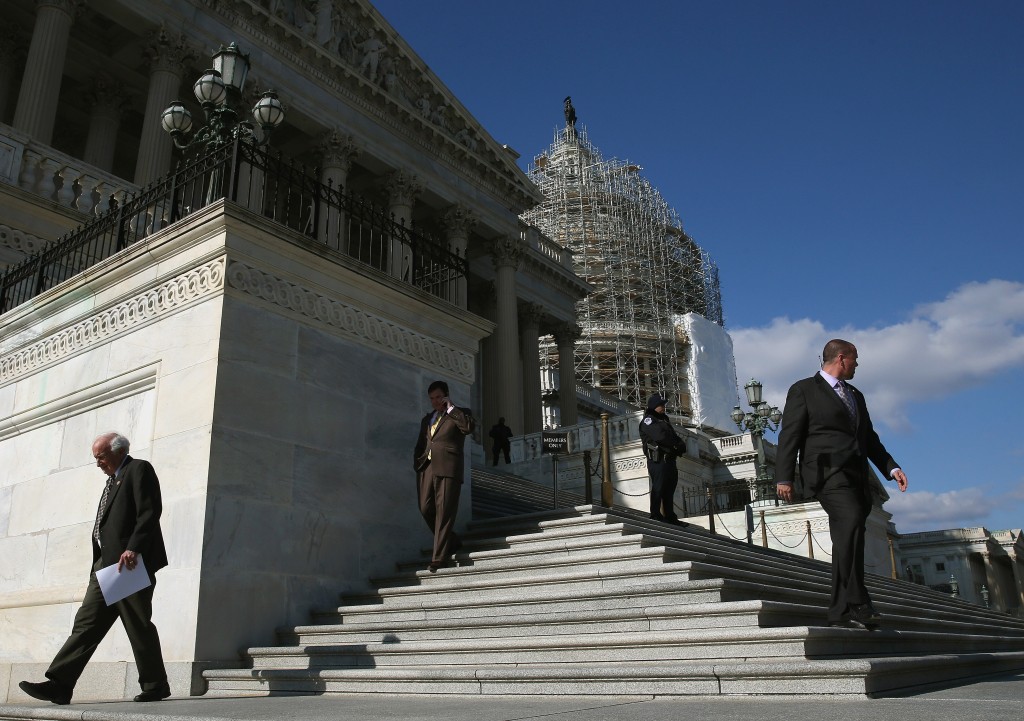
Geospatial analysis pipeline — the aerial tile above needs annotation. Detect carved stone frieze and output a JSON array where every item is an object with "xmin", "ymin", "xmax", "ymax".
[
  {"xmin": 225, "ymin": 261, "xmax": 474, "ymax": 380},
  {"xmin": 0, "ymin": 258, "xmax": 226, "ymax": 384},
  {"xmin": 0, "ymin": 224, "xmax": 50, "ymax": 258}
]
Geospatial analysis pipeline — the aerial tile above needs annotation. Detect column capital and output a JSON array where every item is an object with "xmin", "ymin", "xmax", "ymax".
[
  {"xmin": 439, "ymin": 204, "xmax": 476, "ymax": 239},
  {"xmin": 83, "ymin": 72, "xmax": 128, "ymax": 115},
  {"xmin": 36, "ymin": 0, "xmax": 84, "ymax": 16},
  {"xmin": 491, "ymin": 234, "xmax": 522, "ymax": 270},
  {"xmin": 553, "ymin": 321, "xmax": 583, "ymax": 344},
  {"xmin": 317, "ymin": 129, "xmax": 360, "ymax": 172},
  {"xmin": 143, "ymin": 25, "xmax": 197, "ymax": 75},
  {"xmin": 518, "ymin": 302, "xmax": 545, "ymax": 328},
  {"xmin": 384, "ymin": 169, "xmax": 423, "ymax": 207}
]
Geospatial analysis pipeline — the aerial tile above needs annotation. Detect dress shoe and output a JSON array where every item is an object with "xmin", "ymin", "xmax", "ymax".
[
  {"xmin": 427, "ymin": 560, "xmax": 449, "ymax": 573},
  {"xmin": 850, "ymin": 604, "xmax": 881, "ymax": 630},
  {"xmin": 19, "ymin": 680, "xmax": 72, "ymax": 705},
  {"xmin": 663, "ymin": 517, "xmax": 688, "ymax": 527},
  {"xmin": 134, "ymin": 683, "xmax": 171, "ymax": 702}
]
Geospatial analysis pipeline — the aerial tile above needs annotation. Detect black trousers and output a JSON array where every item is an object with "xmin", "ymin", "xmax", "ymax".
[
  {"xmin": 491, "ymin": 443, "xmax": 510, "ymax": 465},
  {"xmin": 46, "ymin": 562, "xmax": 167, "ymax": 692},
  {"xmin": 647, "ymin": 458, "xmax": 678, "ymax": 520},
  {"xmin": 816, "ymin": 479, "xmax": 873, "ymax": 623}
]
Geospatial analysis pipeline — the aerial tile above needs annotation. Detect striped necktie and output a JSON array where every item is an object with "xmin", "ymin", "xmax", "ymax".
[
  {"xmin": 93, "ymin": 475, "xmax": 116, "ymax": 546},
  {"xmin": 835, "ymin": 381, "xmax": 858, "ymax": 422}
]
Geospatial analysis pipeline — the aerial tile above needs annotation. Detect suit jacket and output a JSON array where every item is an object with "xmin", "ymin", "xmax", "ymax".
[
  {"xmin": 413, "ymin": 406, "xmax": 475, "ymax": 479},
  {"xmin": 93, "ymin": 456, "xmax": 169, "ymax": 573},
  {"xmin": 776, "ymin": 373, "xmax": 899, "ymax": 501}
]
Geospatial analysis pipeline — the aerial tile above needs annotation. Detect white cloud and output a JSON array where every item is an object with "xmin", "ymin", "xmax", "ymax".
[
  {"xmin": 730, "ymin": 279, "xmax": 1024, "ymax": 431},
  {"xmin": 884, "ymin": 487, "xmax": 998, "ymax": 533}
]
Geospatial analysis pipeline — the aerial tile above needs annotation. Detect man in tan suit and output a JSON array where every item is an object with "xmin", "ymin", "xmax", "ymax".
[{"xmin": 413, "ymin": 380, "xmax": 474, "ymax": 572}]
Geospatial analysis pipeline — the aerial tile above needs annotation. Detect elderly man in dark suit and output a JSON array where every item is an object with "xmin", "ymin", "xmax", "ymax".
[
  {"xmin": 414, "ymin": 380, "xmax": 475, "ymax": 572},
  {"xmin": 19, "ymin": 432, "xmax": 170, "ymax": 705},
  {"xmin": 776, "ymin": 339, "xmax": 908, "ymax": 630}
]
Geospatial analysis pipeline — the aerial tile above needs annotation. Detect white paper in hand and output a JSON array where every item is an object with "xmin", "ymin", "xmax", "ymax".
[{"xmin": 95, "ymin": 555, "xmax": 152, "ymax": 605}]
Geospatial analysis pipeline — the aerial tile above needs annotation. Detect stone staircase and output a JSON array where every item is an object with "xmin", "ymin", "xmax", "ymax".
[{"xmin": 202, "ymin": 506, "xmax": 1024, "ymax": 697}]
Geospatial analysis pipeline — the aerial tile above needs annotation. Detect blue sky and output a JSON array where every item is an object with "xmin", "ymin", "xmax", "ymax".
[{"xmin": 371, "ymin": 1, "xmax": 1024, "ymax": 533}]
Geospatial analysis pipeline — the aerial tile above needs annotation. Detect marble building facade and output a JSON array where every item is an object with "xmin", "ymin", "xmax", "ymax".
[{"xmin": 0, "ymin": 0, "xmax": 589, "ymax": 701}]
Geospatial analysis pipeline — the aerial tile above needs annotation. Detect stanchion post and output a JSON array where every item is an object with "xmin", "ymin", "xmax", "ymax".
[
  {"xmin": 805, "ymin": 520, "xmax": 814, "ymax": 559},
  {"xmin": 887, "ymin": 536, "xmax": 897, "ymax": 579},
  {"xmin": 706, "ymin": 483, "xmax": 717, "ymax": 535},
  {"xmin": 583, "ymin": 449, "xmax": 593, "ymax": 505},
  {"xmin": 600, "ymin": 413, "xmax": 613, "ymax": 507},
  {"xmin": 760, "ymin": 510, "xmax": 768, "ymax": 548}
]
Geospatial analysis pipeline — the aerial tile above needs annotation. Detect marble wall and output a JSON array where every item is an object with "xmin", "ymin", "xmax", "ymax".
[{"xmin": 0, "ymin": 203, "xmax": 491, "ymax": 701}]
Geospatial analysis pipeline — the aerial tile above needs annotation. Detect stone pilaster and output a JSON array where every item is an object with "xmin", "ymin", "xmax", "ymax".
[
  {"xmin": 81, "ymin": 73, "xmax": 127, "ymax": 172},
  {"xmin": 519, "ymin": 302, "xmax": 545, "ymax": 434},
  {"xmin": 384, "ymin": 169, "xmax": 422, "ymax": 280},
  {"xmin": 317, "ymin": 129, "xmax": 359, "ymax": 250},
  {"xmin": 12, "ymin": 0, "xmax": 82, "ymax": 144},
  {"xmin": 553, "ymin": 321, "xmax": 582, "ymax": 427},
  {"xmin": 491, "ymin": 235, "xmax": 523, "ymax": 434},
  {"xmin": 134, "ymin": 27, "xmax": 195, "ymax": 185},
  {"xmin": 440, "ymin": 204, "xmax": 475, "ymax": 308}
]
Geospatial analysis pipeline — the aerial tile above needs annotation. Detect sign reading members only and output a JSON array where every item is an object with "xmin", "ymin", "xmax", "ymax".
[{"xmin": 541, "ymin": 431, "xmax": 568, "ymax": 455}]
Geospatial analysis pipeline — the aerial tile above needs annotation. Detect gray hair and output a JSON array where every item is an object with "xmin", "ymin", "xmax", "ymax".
[{"xmin": 96, "ymin": 432, "xmax": 130, "ymax": 454}]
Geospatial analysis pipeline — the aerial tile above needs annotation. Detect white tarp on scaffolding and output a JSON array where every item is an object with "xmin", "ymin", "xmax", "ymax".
[{"xmin": 677, "ymin": 312, "xmax": 738, "ymax": 435}]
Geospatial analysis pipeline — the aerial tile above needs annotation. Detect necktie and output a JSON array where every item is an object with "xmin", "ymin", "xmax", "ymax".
[
  {"xmin": 835, "ymin": 381, "xmax": 858, "ymax": 423},
  {"xmin": 93, "ymin": 475, "xmax": 116, "ymax": 546},
  {"xmin": 427, "ymin": 411, "xmax": 444, "ymax": 461}
]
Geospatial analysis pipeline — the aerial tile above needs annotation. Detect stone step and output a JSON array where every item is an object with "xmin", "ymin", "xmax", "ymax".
[
  {"xmin": 291, "ymin": 599, "xmax": 818, "ymax": 644},
  {"xmin": 243, "ymin": 624, "xmax": 1024, "ymax": 671},
  {"xmin": 313, "ymin": 577, "xmax": 818, "ymax": 625},
  {"xmin": 290, "ymin": 599, "xmax": 1019, "ymax": 646},
  {"xmin": 203, "ymin": 650, "xmax": 1024, "ymax": 697}
]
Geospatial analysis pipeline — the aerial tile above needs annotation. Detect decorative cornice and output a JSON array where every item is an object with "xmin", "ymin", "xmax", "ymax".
[
  {"xmin": 225, "ymin": 261, "xmax": 474, "ymax": 381},
  {"xmin": 193, "ymin": 0, "xmax": 541, "ymax": 212},
  {"xmin": 0, "ymin": 258, "xmax": 225, "ymax": 384}
]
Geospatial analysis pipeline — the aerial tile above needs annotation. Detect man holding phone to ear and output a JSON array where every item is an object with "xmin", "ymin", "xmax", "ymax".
[{"xmin": 413, "ymin": 380, "xmax": 475, "ymax": 572}]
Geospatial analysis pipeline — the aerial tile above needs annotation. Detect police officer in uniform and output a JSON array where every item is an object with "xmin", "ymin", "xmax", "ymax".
[{"xmin": 639, "ymin": 393, "xmax": 687, "ymax": 525}]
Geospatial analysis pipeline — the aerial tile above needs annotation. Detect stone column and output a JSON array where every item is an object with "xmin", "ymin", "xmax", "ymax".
[
  {"xmin": 519, "ymin": 303, "xmax": 545, "ymax": 435},
  {"xmin": 134, "ymin": 28, "xmax": 195, "ymax": 186},
  {"xmin": 82, "ymin": 73, "xmax": 126, "ymax": 172},
  {"xmin": 491, "ymin": 235, "xmax": 523, "ymax": 434},
  {"xmin": 318, "ymin": 129, "xmax": 359, "ymax": 251},
  {"xmin": 440, "ymin": 204, "xmax": 475, "ymax": 308},
  {"xmin": 553, "ymin": 322, "xmax": 582, "ymax": 427},
  {"xmin": 12, "ymin": 0, "xmax": 81, "ymax": 144},
  {"xmin": 384, "ymin": 169, "xmax": 421, "ymax": 281}
]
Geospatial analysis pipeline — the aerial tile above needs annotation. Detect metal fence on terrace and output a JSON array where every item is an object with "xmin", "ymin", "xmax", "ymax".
[{"xmin": 0, "ymin": 139, "xmax": 466, "ymax": 313}]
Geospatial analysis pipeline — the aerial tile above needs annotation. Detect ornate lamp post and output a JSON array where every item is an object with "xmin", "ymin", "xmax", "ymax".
[
  {"xmin": 160, "ymin": 42, "xmax": 285, "ymax": 150},
  {"xmin": 731, "ymin": 379, "xmax": 783, "ymax": 498}
]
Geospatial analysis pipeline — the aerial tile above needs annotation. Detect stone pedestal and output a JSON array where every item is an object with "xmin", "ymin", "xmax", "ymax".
[{"xmin": 0, "ymin": 201, "xmax": 491, "ymax": 700}]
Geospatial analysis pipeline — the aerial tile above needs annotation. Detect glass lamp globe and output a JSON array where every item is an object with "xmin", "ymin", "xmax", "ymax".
[
  {"xmin": 194, "ymin": 70, "xmax": 227, "ymax": 106},
  {"xmin": 160, "ymin": 102, "xmax": 192, "ymax": 134}
]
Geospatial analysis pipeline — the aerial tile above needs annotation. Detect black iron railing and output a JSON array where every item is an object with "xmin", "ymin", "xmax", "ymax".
[
  {"xmin": 1, "ymin": 140, "xmax": 466, "ymax": 313},
  {"xmin": 676, "ymin": 477, "xmax": 780, "ymax": 520}
]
